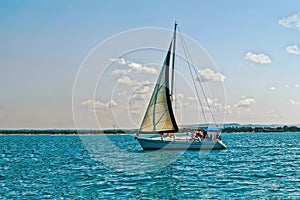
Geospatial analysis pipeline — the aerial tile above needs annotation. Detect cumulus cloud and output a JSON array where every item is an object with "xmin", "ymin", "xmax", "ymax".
[
  {"xmin": 130, "ymin": 92, "xmax": 147, "ymax": 103},
  {"xmin": 117, "ymin": 91, "xmax": 128, "ymax": 97},
  {"xmin": 198, "ymin": 68, "xmax": 226, "ymax": 82},
  {"xmin": 128, "ymin": 62, "xmax": 157, "ymax": 74},
  {"xmin": 111, "ymin": 69, "xmax": 129, "ymax": 76},
  {"xmin": 187, "ymin": 96, "xmax": 198, "ymax": 101},
  {"xmin": 110, "ymin": 58, "xmax": 157, "ymax": 76},
  {"xmin": 286, "ymin": 84, "xmax": 299, "ymax": 88},
  {"xmin": 270, "ymin": 86, "xmax": 276, "ymax": 91},
  {"xmin": 117, "ymin": 76, "xmax": 139, "ymax": 86},
  {"xmin": 129, "ymin": 85, "xmax": 152, "ymax": 103},
  {"xmin": 176, "ymin": 93, "xmax": 184, "ymax": 99},
  {"xmin": 204, "ymin": 98, "xmax": 223, "ymax": 112},
  {"xmin": 135, "ymin": 85, "xmax": 151, "ymax": 94},
  {"xmin": 110, "ymin": 58, "xmax": 127, "ymax": 65},
  {"xmin": 224, "ymin": 105, "xmax": 233, "ymax": 115},
  {"xmin": 117, "ymin": 76, "xmax": 150, "ymax": 87},
  {"xmin": 289, "ymin": 99, "xmax": 300, "ymax": 105},
  {"xmin": 234, "ymin": 97, "xmax": 255, "ymax": 108},
  {"xmin": 245, "ymin": 52, "xmax": 271, "ymax": 64},
  {"xmin": 224, "ymin": 97, "xmax": 256, "ymax": 114},
  {"xmin": 81, "ymin": 99, "xmax": 118, "ymax": 111},
  {"xmin": 181, "ymin": 96, "xmax": 224, "ymax": 113},
  {"xmin": 286, "ymin": 45, "xmax": 300, "ymax": 55},
  {"xmin": 106, "ymin": 100, "xmax": 118, "ymax": 108},
  {"xmin": 279, "ymin": 12, "xmax": 300, "ymax": 30},
  {"xmin": 128, "ymin": 85, "xmax": 153, "ymax": 116}
]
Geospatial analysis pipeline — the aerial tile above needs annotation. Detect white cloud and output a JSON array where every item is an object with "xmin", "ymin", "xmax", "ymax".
[
  {"xmin": 176, "ymin": 93, "xmax": 184, "ymax": 99},
  {"xmin": 224, "ymin": 105, "xmax": 233, "ymax": 115},
  {"xmin": 128, "ymin": 62, "xmax": 157, "ymax": 74},
  {"xmin": 206, "ymin": 98, "xmax": 214, "ymax": 106},
  {"xmin": 128, "ymin": 85, "xmax": 153, "ymax": 117},
  {"xmin": 245, "ymin": 52, "xmax": 271, "ymax": 64},
  {"xmin": 117, "ymin": 76, "xmax": 138, "ymax": 86},
  {"xmin": 135, "ymin": 85, "xmax": 151, "ymax": 94},
  {"xmin": 279, "ymin": 12, "xmax": 300, "ymax": 30},
  {"xmin": 234, "ymin": 97, "xmax": 255, "ymax": 108},
  {"xmin": 223, "ymin": 97, "xmax": 256, "ymax": 115},
  {"xmin": 106, "ymin": 100, "xmax": 118, "ymax": 108},
  {"xmin": 110, "ymin": 58, "xmax": 127, "ymax": 65},
  {"xmin": 204, "ymin": 98, "xmax": 223, "ymax": 112},
  {"xmin": 130, "ymin": 92, "xmax": 147, "ymax": 102},
  {"xmin": 117, "ymin": 76, "xmax": 150, "ymax": 87},
  {"xmin": 81, "ymin": 99, "xmax": 118, "ymax": 111},
  {"xmin": 117, "ymin": 91, "xmax": 128, "ymax": 97},
  {"xmin": 198, "ymin": 68, "xmax": 226, "ymax": 82},
  {"xmin": 284, "ymin": 84, "xmax": 299, "ymax": 88},
  {"xmin": 187, "ymin": 96, "xmax": 198, "ymax": 101},
  {"xmin": 286, "ymin": 45, "xmax": 300, "ymax": 55},
  {"xmin": 289, "ymin": 99, "xmax": 300, "ymax": 105},
  {"xmin": 181, "ymin": 96, "xmax": 224, "ymax": 113},
  {"xmin": 270, "ymin": 86, "xmax": 276, "ymax": 91},
  {"xmin": 111, "ymin": 69, "xmax": 130, "ymax": 76},
  {"xmin": 110, "ymin": 58, "xmax": 157, "ymax": 76}
]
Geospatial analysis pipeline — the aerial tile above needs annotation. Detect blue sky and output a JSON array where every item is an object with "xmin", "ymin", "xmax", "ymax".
[{"xmin": 1, "ymin": 1, "xmax": 300, "ymax": 128}]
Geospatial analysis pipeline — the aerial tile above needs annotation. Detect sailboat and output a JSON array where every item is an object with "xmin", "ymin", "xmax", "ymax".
[{"xmin": 135, "ymin": 23, "xmax": 226, "ymax": 150}]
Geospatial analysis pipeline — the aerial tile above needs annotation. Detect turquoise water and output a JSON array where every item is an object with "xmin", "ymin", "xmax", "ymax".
[{"xmin": 0, "ymin": 133, "xmax": 299, "ymax": 199}]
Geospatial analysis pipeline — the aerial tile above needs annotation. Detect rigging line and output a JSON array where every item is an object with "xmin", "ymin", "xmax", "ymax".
[
  {"xmin": 178, "ymin": 28, "xmax": 217, "ymax": 126},
  {"xmin": 182, "ymin": 35, "xmax": 217, "ymax": 125},
  {"xmin": 177, "ymin": 29, "xmax": 208, "ymax": 126}
]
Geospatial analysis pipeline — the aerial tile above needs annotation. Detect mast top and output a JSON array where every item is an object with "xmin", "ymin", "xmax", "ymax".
[{"xmin": 174, "ymin": 21, "xmax": 178, "ymax": 31}]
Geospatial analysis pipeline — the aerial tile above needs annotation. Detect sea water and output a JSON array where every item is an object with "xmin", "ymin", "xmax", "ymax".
[{"xmin": 0, "ymin": 133, "xmax": 299, "ymax": 199}]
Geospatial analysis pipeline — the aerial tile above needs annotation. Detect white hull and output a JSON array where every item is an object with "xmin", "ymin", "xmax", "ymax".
[{"xmin": 135, "ymin": 137, "xmax": 226, "ymax": 150}]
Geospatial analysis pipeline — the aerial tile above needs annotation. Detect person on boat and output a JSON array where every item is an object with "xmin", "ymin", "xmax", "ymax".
[
  {"xmin": 160, "ymin": 133, "xmax": 163, "ymax": 141},
  {"xmin": 203, "ymin": 130, "xmax": 207, "ymax": 139},
  {"xmin": 197, "ymin": 135, "xmax": 201, "ymax": 142},
  {"xmin": 192, "ymin": 133, "xmax": 197, "ymax": 141},
  {"xmin": 196, "ymin": 129, "xmax": 202, "ymax": 138},
  {"xmin": 172, "ymin": 134, "xmax": 176, "ymax": 142},
  {"xmin": 192, "ymin": 129, "xmax": 200, "ymax": 142},
  {"xmin": 186, "ymin": 131, "xmax": 192, "ymax": 141},
  {"xmin": 191, "ymin": 131, "xmax": 196, "ymax": 141}
]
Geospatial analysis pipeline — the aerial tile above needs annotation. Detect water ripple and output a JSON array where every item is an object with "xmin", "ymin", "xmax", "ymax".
[{"xmin": 0, "ymin": 133, "xmax": 299, "ymax": 199}]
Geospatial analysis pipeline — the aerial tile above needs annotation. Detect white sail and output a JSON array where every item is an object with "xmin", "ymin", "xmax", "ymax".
[{"xmin": 139, "ymin": 42, "xmax": 178, "ymax": 133}]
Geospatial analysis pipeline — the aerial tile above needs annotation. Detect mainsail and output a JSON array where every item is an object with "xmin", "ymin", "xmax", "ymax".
[{"xmin": 139, "ymin": 41, "xmax": 178, "ymax": 133}]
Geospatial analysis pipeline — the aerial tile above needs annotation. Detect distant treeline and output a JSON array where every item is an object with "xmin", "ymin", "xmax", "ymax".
[
  {"xmin": 221, "ymin": 126, "xmax": 300, "ymax": 133},
  {"xmin": 1, "ymin": 126, "xmax": 300, "ymax": 135}
]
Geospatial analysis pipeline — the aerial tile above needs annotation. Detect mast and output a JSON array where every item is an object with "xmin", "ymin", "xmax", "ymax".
[{"xmin": 170, "ymin": 22, "xmax": 177, "ymax": 100}]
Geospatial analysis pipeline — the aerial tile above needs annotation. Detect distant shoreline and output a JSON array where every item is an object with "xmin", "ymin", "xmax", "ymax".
[
  {"xmin": 0, "ymin": 131, "xmax": 299, "ymax": 136},
  {"xmin": 0, "ymin": 125, "xmax": 300, "ymax": 135},
  {"xmin": 0, "ymin": 132, "xmax": 299, "ymax": 136}
]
